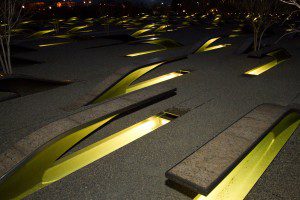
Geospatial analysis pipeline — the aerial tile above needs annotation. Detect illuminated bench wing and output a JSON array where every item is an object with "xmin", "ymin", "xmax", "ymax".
[{"xmin": 166, "ymin": 104, "xmax": 299, "ymax": 199}]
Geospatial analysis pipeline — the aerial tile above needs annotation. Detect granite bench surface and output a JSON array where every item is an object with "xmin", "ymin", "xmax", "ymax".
[
  {"xmin": 0, "ymin": 86, "xmax": 176, "ymax": 178},
  {"xmin": 166, "ymin": 104, "xmax": 290, "ymax": 195}
]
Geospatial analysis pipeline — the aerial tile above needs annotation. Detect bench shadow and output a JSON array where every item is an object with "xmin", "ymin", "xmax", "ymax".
[{"xmin": 165, "ymin": 179, "xmax": 198, "ymax": 199}]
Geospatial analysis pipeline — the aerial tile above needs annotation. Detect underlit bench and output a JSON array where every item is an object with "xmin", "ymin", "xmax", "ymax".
[
  {"xmin": 0, "ymin": 86, "xmax": 176, "ymax": 178},
  {"xmin": 166, "ymin": 104, "xmax": 294, "ymax": 196}
]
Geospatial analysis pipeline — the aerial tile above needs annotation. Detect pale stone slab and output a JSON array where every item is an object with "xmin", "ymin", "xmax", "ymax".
[
  {"xmin": 0, "ymin": 87, "xmax": 176, "ymax": 178},
  {"xmin": 166, "ymin": 104, "xmax": 288, "ymax": 195},
  {"xmin": 64, "ymin": 54, "xmax": 186, "ymax": 111}
]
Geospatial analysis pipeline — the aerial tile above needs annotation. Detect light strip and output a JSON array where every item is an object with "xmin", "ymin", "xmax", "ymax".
[
  {"xmin": 68, "ymin": 25, "xmax": 89, "ymax": 33},
  {"xmin": 126, "ymin": 71, "xmax": 188, "ymax": 93},
  {"xmin": 228, "ymin": 34, "xmax": 239, "ymax": 38},
  {"xmin": 244, "ymin": 50, "xmax": 290, "ymax": 76},
  {"xmin": 43, "ymin": 115, "xmax": 171, "ymax": 183},
  {"xmin": 38, "ymin": 42, "xmax": 71, "ymax": 47},
  {"xmin": 232, "ymin": 29, "xmax": 242, "ymax": 32},
  {"xmin": 78, "ymin": 30, "xmax": 93, "ymax": 33},
  {"xmin": 131, "ymin": 29, "xmax": 151, "ymax": 38},
  {"xmin": 155, "ymin": 25, "xmax": 168, "ymax": 32},
  {"xmin": 12, "ymin": 28, "xmax": 26, "ymax": 33},
  {"xmin": 91, "ymin": 66, "xmax": 188, "ymax": 105},
  {"xmin": 244, "ymin": 60, "xmax": 278, "ymax": 76},
  {"xmin": 142, "ymin": 38, "xmax": 182, "ymax": 48},
  {"xmin": 205, "ymin": 27, "xmax": 217, "ymax": 30},
  {"xmin": 195, "ymin": 38, "xmax": 230, "ymax": 53},
  {"xmin": 194, "ymin": 112, "xmax": 300, "ymax": 200},
  {"xmin": 20, "ymin": 20, "xmax": 33, "ymax": 25},
  {"xmin": 144, "ymin": 24, "xmax": 156, "ymax": 29},
  {"xmin": 30, "ymin": 29, "xmax": 55, "ymax": 38},
  {"xmin": 0, "ymin": 112, "xmax": 177, "ymax": 199},
  {"xmin": 126, "ymin": 49, "xmax": 166, "ymax": 57},
  {"xmin": 68, "ymin": 17, "xmax": 78, "ymax": 21},
  {"xmin": 126, "ymin": 27, "xmax": 137, "ymax": 30},
  {"xmin": 138, "ymin": 34, "xmax": 157, "ymax": 38},
  {"xmin": 54, "ymin": 34, "xmax": 73, "ymax": 39},
  {"xmin": 91, "ymin": 62, "xmax": 164, "ymax": 104},
  {"xmin": 0, "ymin": 116, "xmax": 115, "ymax": 200},
  {"xmin": 203, "ymin": 44, "xmax": 231, "ymax": 52}
]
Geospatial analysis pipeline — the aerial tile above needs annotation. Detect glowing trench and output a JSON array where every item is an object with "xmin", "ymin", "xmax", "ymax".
[
  {"xmin": 194, "ymin": 111, "xmax": 300, "ymax": 200},
  {"xmin": 38, "ymin": 42, "xmax": 71, "ymax": 47},
  {"xmin": 68, "ymin": 25, "xmax": 89, "ymax": 33},
  {"xmin": 30, "ymin": 29, "xmax": 55, "ymax": 38},
  {"xmin": 137, "ymin": 34, "xmax": 158, "ymax": 38},
  {"xmin": 54, "ymin": 34, "xmax": 73, "ymax": 39},
  {"xmin": 244, "ymin": 49, "xmax": 291, "ymax": 76},
  {"xmin": 126, "ymin": 48, "xmax": 166, "ymax": 57},
  {"xmin": 228, "ymin": 34, "xmax": 239, "ymax": 38},
  {"xmin": 0, "ymin": 112, "xmax": 178, "ymax": 199},
  {"xmin": 91, "ymin": 61, "xmax": 189, "ymax": 104},
  {"xmin": 155, "ymin": 25, "xmax": 168, "ymax": 32},
  {"xmin": 142, "ymin": 38, "xmax": 182, "ymax": 49},
  {"xmin": 144, "ymin": 24, "xmax": 156, "ymax": 29},
  {"xmin": 195, "ymin": 37, "xmax": 231, "ymax": 53},
  {"xmin": 126, "ymin": 38, "xmax": 182, "ymax": 57},
  {"xmin": 131, "ymin": 29, "xmax": 151, "ymax": 38},
  {"xmin": 126, "ymin": 71, "xmax": 189, "ymax": 93}
]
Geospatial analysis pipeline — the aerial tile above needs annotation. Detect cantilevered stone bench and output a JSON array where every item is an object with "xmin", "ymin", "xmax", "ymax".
[
  {"xmin": 0, "ymin": 86, "xmax": 176, "ymax": 178},
  {"xmin": 64, "ymin": 54, "xmax": 186, "ymax": 111},
  {"xmin": 247, "ymin": 45, "xmax": 283, "ymax": 58},
  {"xmin": 166, "ymin": 104, "xmax": 291, "ymax": 196}
]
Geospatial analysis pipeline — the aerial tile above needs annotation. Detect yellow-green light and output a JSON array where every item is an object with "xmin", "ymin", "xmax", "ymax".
[
  {"xmin": 194, "ymin": 112, "xmax": 299, "ymax": 200},
  {"xmin": 0, "ymin": 111, "xmax": 178, "ymax": 199},
  {"xmin": 38, "ymin": 42, "xmax": 71, "ymax": 47},
  {"xmin": 126, "ymin": 71, "xmax": 188, "ymax": 93},
  {"xmin": 126, "ymin": 49, "xmax": 166, "ymax": 57},
  {"xmin": 195, "ymin": 37, "xmax": 230, "ymax": 53},
  {"xmin": 244, "ymin": 50, "xmax": 290, "ymax": 76}
]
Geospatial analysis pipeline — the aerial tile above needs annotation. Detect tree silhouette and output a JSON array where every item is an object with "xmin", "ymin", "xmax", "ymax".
[{"xmin": 0, "ymin": 0, "xmax": 25, "ymax": 74}]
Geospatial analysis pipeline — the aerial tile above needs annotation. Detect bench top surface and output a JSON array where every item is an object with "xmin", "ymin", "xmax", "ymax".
[{"xmin": 166, "ymin": 104, "xmax": 288, "ymax": 195}]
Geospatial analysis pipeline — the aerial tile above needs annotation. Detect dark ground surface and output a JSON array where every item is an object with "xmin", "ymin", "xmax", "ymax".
[{"xmin": 0, "ymin": 23, "xmax": 299, "ymax": 199}]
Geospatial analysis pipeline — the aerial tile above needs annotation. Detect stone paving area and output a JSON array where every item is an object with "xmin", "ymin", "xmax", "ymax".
[{"xmin": 0, "ymin": 24, "xmax": 299, "ymax": 199}]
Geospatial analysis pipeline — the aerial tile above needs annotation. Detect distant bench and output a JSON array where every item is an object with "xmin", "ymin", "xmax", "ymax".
[
  {"xmin": 0, "ymin": 86, "xmax": 176, "ymax": 178},
  {"xmin": 166, "ymin": 104, "xmax": 292, "ymax": 196}
]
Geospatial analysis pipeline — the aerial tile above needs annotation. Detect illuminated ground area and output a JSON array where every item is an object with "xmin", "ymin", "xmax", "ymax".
[{"xmin": 0, "ymin": 23, "xmax": 299, "ymax": 199}]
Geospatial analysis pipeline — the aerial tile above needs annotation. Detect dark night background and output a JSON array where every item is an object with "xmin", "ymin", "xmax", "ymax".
[{"xmin": 35, "ymin": 0, "xmax": 172, "ymax": 5}]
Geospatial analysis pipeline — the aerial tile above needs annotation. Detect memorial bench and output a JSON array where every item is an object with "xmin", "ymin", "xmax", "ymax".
[
  {"xmin": 166, "ymin": 104, "xmax": 298, "ymax": 196},
  {"xmin": 0, "ymin": 86, "xmax": 176, "ymax": 178}
]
